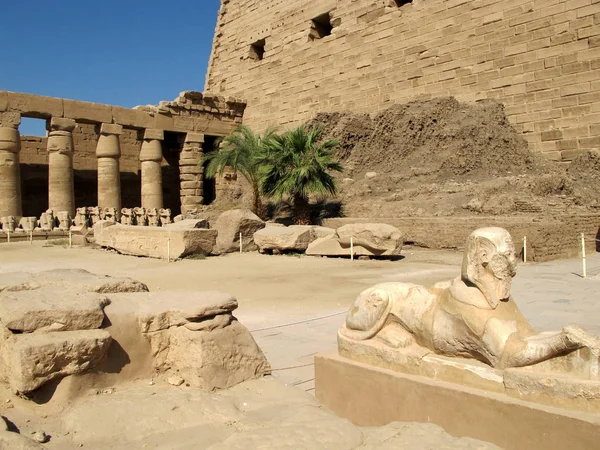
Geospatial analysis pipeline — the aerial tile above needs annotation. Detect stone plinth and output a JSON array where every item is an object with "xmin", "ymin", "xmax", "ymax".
[
  {"xmin": 47, "ymin": 118, "xmax": 76, "ymax": 215},
  {"xmin": 94, "ymin": 222, "xmax": 217, "ymax": 259},
  {"xmin": 140, "ymin": 128, "xmax": 164, "ymax": 209},
  {"xmin": 0, "ymin": 113, "xmax": 22, "ymax": 217},
  {"xmin": 179, "ymin": 132, "xmax": 204, "ymax": 214},
  {"xmin": 315, "ymin": 353, "xmax": 600, "ymax": 450},
  {"xmin": 96, "ymin": 123, "xmax": 123, "ymax": 210}
]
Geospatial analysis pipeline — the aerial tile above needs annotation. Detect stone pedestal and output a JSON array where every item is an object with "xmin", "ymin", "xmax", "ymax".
[
  {"xmin": 96, "ymin": 123, "xmax": 123, "ymax": 210},
  {"xmin": 47, "ymin": 118, "xmax": 76, "ymax": 216},
  {"xmin": 315, "ymin": 353, "xmax": 600, "ymax": 450},
  {"xmin": 0, "ymin": 113, "xmax": 22, "ymax": 217},
  {"xmin": 140, "ymin": 128, "xmax": 164, "ymax": 209},
  {"xmin": 179, "ymin": 132, "xmax": 204, "ymax": 214}
]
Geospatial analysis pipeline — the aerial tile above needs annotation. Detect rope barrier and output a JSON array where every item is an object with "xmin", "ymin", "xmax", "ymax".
[{"xmin": 249, "ymin": 310, "xmax": 347, "ymax": 332}]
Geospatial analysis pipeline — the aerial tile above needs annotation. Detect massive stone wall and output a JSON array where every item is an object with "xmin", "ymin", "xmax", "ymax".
[{"xmin": 206, "ymin": 0, "xmax": 600, "ymax": 161}]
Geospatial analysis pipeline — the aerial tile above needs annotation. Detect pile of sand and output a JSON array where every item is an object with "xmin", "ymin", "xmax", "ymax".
[{"xmin": 309, "ymin": 98, "xmax": 600, "ymax": 218}]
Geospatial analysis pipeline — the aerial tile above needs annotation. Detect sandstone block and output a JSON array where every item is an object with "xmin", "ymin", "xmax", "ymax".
[
  {"xmin": 184, "ymin": 132, "xmax": 204, "ymax": 143},
  {"xmin": 95, "ymin": 223, "xmax": 217, "ymax": 258},
  {"xmin": 164, "ymin": 218, "xmax": 210, "ymax": 229},
  {"xmin": 337, "ymin": 223, "xmax": 404, "ymax": 255},
  {"xmin": 111, "ymin": 291, "xmax": 238, "ymax": 333},
  {"xmin": 111, "ymin": 106, "xmax": 153, "ymax": 128},
  {"xmin": 50, "ymin": 117, "xmax": 76, "ymax": 132},
  {"xmin": 0, "ymin": 268, "xmax": 149, "ymax": 294},
  {"xmin": 63, "ymin": 100, "xmax": 112, "ymax": 123},
  {"xmin": 2, "ymin": 329, "xmax": 112, "ymax": 393},
  {"xmin": 214, "ymin": 209, "xmax": 265, "ymax": 253},
  {"xmin": 0, "ymin": 91, "xmax": 7, "ymax": 112},
  {"xmin": 254, "ymin": 225, "xmax": 315, "ymax": 252},
  {"xmin": 0, "ymin": 289, "xmax": 109, "ymax": 332},
  {"xmin": 180, "ymin": 181, "xmax": 203, "ymax": 189},
  {"xmin": 7, "ymin": 92, "xmax": 63, "ymax": 118},
  {"xmin": 0, "ymin": 112, "xmax": 21, "ymax": 128},
  {"xmin": 100, "ymin": 123, "xmax": 123, "ymax": 136},
  {"xmin": 151, "ymin": 319, "xmax": 271, "ymax": 391},
  {"xmin": 179, "ymin": 165, "xmax": 203, "ymax": 175},
  {"xmin": 143, "ymin": 128, "xmax": 164, "ymax": 141}
]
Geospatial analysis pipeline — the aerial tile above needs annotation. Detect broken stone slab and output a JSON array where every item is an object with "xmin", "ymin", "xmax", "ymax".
[
  {"xmin": 214, "ymin": 209, "xmax": 265, "ymax": 253},
  {"xmin": 94, "ymin": 222, "xmax": 217, "ymax": 258},
  {"xmin": 164, "ymin": 218, "xmax": 209, "ymax": 229},
  {"xmin": 336, "ymin": 223, "xmax": 403, "ymax": 255},
  {"xmin": 106, "ymin": 291, "xmax": 238, "ymax": 333},
  {"xmin": 0, "ymin": 428, "xmax": 47, "ymax": 449},
  {"xmin": 1, "ymin": 329, "xmax": 112, "ymax": 393},
  {"xmin": 0, "ymin": 269, "xmax": 149, "ymax": 294},
  {"xmin": 306, "ymin": 223, "xmax": 403, "ymax": 257},
  {"xmin": 150, "ymin": 320, "xmax": 271, "ymax": 391},
  {"xmin": 254, "ymin": 225, "xmax": 315, "ymax": 253},
  {"xmin": 0, "ymin": 289, "xmax": 109, "ymax": 332}
]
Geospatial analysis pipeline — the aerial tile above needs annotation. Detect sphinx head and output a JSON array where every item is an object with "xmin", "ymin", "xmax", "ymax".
[{"xmin": 461, "ymin": 227, "xmax": 518, "ymax": 309}]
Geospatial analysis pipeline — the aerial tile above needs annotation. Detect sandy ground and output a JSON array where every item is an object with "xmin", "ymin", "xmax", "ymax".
[{"xmin": 0, "ymin": 241, "xmax": 598, "ymax": 448}]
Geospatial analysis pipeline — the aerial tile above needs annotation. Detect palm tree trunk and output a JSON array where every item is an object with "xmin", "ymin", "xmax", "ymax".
[
  {"xmin": 251, "ymin": 184, "xmax": 265, "ymax": 219},
  {"xmin": 292, "ymin": 193, "xmax": 311, "ymax": 225}
]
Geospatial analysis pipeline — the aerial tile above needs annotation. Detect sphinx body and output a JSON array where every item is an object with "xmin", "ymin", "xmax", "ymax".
[{"xmin": 341, "ymin": 227, "xmax": 600, "ymax": 369}]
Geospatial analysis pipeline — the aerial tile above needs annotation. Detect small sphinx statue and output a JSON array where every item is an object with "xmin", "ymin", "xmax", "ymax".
[
  {"xmin": 73, "ymin": 207, "xmax": 89, "ymax": 227},
  {"xmin": 19, "ymin": 217, "xmax": 37, "ymax": 232},
  {"xmin": 147, "ymin": 208, "xmax": 160, "ymax": 227},
  {"xmin": 133, "ymin": 207, "xmax": 147, "ymax": 226},
  {"xmin": 120, "ymin": 208, "xmax": 134, "ymax": 226},
  {"xmin": 54, "ymin": 211, "xmax": 72, "ymax": 231},
  {"xmin": 341, "ymin": 227, "xmax": 600, "ymax": 370},
  {"xmin": 88, "ymin": 206, "xmax": 102, "ymax": 226},
  {"xmin": 103, "ymin": 207, "xmax": 119, "ymax": 223},
  {"xmin": 1, "ymin": 216, "xmax": 17, "ymax": 233},
  {"xmin": 38, "ymin": 209, "xmax": 55, "ymax": 231},
  {"xmin": 159, "ymin": 208, "xmax": 172, "ymax": 226}
]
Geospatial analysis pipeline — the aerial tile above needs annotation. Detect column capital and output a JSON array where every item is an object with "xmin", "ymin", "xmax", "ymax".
[
  {"xmin": 100, "ymin": 123, "xmax": 123, "ymax": 136},
  {"xmin": 0, "ymin": 112, "xmax": 21, "ymax": 129},
  {"xmin": 144, "ymin": 128, "xmax": 164, "ymax": 141},
  {"xmin": 184, "ymin": 132, "xmax": 204, "ymax": 144},
  {"xmin": 50, "ymin": 117, "xmax": 76, "ymax": 133}
]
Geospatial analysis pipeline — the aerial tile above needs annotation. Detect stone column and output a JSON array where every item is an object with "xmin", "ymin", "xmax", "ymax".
[
  {"xmin": 0, "ymin": 112, "xmax": 22, "ymax": 217},
  {"xmin": 96, "ymin": 123, "xmax": 123, "ymax": 211},
  {"xmin": 47, "ymin": 118, "xmax": 76, "ymax": 216},
  {"xmin": 140, "ymin": 128, "xmax": 164, "ymax": 209},
  {"xmin": 179, "ymin": 132, "xmax": 204, "ymax": 214}
]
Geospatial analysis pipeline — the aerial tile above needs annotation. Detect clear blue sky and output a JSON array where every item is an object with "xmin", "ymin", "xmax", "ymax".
[{"xmin": 0, "ymin": 0, "xmax": 221, "ymax": 135}]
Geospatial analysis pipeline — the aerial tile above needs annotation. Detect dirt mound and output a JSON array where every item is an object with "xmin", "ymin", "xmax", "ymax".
[{"xmin": 309, "ymin": 98, "xmax": 599, "ymax": 218}]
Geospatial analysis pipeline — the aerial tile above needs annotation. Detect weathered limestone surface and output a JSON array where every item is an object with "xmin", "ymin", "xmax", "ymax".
[
  {"xmin": 2, "ymin": 329, "xmax": 112, "ymax": 393},
  {"xmin": 214, "ymin": 209, "xmax": 265, "ymax": 253},
  {"xmin": 306, "ymin": 223, "xmax": 403, "ymax": 257},
  {"xmin": 165, "ymin": 218, "xmax": 210, "ymax": 229},
  {"xmin": 47, "ymin": 117, "xmax": 76, "ymax": 216},
  {"xmin": 94, "ymin": 222, "xmax": 217, "ymax": 258},
  {"xmin": 0, "ymin": 290, "xmax": 109, "ymax": 333},
  {"xmin": 0, "ymin": 113, "xmax": 22, "ymax": 217},
  {"xmin": 337, "ymin": 227, "xmax": 600, "ymax": 413}
]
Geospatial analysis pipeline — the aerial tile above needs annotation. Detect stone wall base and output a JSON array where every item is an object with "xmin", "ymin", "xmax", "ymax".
[{"xmin": 315, "ymin": 353, "xmax": 600, "ymax": 450}]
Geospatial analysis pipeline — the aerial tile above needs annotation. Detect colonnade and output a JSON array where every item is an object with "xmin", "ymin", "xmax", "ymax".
[{"xmin": 0, "ymin": 112, "xmax": 205, "ymax": 218}]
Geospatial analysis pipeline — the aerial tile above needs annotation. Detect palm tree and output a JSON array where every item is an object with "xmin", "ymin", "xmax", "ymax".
[
  {"xmin": 202, "ymin": 125, "xmax": 277, "ymax": 217},
  {"xmin": 259, "ymin": 125, "xmax": 342, "ymax": 225}
]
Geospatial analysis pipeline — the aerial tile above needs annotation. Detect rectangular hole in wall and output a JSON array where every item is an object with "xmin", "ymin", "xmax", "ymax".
[
  {"xmin": 249, "ymin": 39, "xmax": 266, "ymax": 61},
  {"xmin": 310, "ymin": 13, "xmax": 333, "ymax": 40},
  {"xmin": 393, "ymin": 0, "xmax": 413, "ymax": 6},
  {"xmin": 19, "ymin": 117, "xmax": 48, "ymax": 137}
]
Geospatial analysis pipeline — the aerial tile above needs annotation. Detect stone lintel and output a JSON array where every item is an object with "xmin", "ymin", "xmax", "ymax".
[
  {"xmin": 144, "ymin": 128, "xmax": 164, "ymax": 141},
  {"xmin": 184, "ymin": 132, "xmax": 204, "ymax": 144},
  {"xmin": 100, "ymin": 123, "xmax": 123, "ymax": 136},
  {"xmin": 0, "ymin": 112, "xmax": 21, "ymax": 128},
  {"xmin": 50, "ymin": 117, "xmax": 76, "ymax": 133}
]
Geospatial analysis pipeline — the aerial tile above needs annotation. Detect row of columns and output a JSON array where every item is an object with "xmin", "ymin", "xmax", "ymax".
[{"xmin": 0, "ymin": 112, "xmax": 206, "ymax": 218}]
